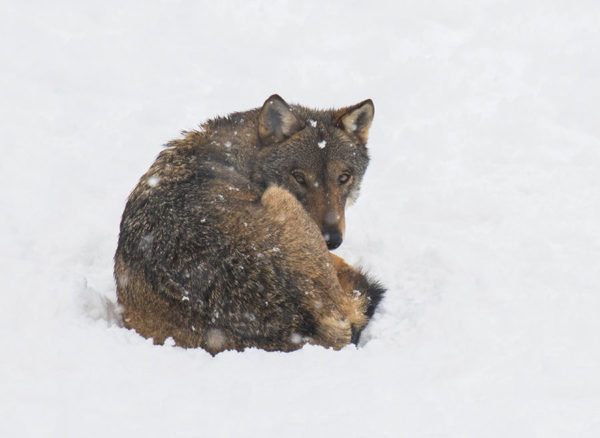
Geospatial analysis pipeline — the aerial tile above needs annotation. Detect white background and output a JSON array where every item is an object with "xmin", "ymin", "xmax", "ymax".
[{"xmin": 1, "ymin": 1, "xmax": 599, "ymax": 436}]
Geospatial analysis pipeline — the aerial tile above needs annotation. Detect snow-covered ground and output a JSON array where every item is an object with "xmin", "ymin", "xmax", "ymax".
[{"xmin": 2, "ymin": 1, "xmax": 599, "ymax": 436}]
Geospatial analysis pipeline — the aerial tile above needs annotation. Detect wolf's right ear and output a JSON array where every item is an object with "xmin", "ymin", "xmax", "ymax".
[
  {"xmin": 335, "ymin": 99, "xmax": 375, "ymax": 145},
  {"xmin": 258, "ymin": 95, "xmax": 305, "ymax": 145}
]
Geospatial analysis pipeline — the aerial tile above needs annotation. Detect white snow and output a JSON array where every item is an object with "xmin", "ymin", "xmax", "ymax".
[{"xmin": 2, "ymin": 1, "xmax": 600, "ymax": 437}]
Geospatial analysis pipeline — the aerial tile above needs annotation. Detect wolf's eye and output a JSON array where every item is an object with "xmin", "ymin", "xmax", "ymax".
[
  {"xmin": 338, "ymin": 173, "xmax": 352, "ymax": 185},
  {"xmin": 292, "ymin": 171, "xmax": 307, "ymax": 186}
]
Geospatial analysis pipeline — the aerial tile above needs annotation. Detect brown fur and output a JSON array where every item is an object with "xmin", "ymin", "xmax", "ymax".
[{"xmin": 115, "ymin": 95, "xmax": 385, "ymax": 354}]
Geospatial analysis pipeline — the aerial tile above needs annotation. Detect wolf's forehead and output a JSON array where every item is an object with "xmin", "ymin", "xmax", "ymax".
[
  {"xmin": 328, "ymin": 144, "xmax": 368, "ymax": 169},
  {"xmin": 290, "ymin": 105, "xmax": 334, "ymax": 124},
  {"xmin": 288, "ymin": 136, "xmax": 365, "ymax": 172},
  {"xmin": 290, "ymin": 108, "xmax": 347, "ymax": 143},
  {"xmin": 328, "ymin": 131, "xmax": 369, "ymax": 169}
]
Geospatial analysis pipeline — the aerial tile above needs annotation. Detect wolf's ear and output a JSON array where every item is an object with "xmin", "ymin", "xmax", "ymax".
[
  {"xmin": 335, "ymin": 99, "xmax": 374, "ymax": 145},
  {"xmin": 258, "ymin": 95, "xmax": 305, "ymax": 145}
]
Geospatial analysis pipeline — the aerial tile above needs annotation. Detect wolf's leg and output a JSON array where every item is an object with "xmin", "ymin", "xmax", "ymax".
[
  {"xmin": 115, "ymin": 252, "xmax": 204, "ymax": 349},
  {"xmin": 330, "ymin": 253, "xmax": 386, "ymax": 344}
]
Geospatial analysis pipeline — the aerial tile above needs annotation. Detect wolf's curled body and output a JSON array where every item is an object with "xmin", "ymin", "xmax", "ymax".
[{"xmin": 115, "ymin": 95, "xmax": 385, "ymax": 355}]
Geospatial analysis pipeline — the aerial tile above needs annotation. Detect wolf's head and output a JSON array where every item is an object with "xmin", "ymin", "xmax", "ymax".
[{"xmin": 254, "ymin": 95, "xmax": 374, "ymax": 250}]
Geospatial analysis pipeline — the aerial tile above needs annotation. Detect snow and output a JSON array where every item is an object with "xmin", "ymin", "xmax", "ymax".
[
  {"xmin": 147, "ymin": 175, "xmax": 160, "ymax": 187},
  {"xmin": 2, "ymin": 1, "xmax": 600, "ymax": 437}
]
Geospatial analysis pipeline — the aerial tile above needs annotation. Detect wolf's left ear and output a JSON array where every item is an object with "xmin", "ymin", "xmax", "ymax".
[
  {"xmin": 258, "ymin": 94, "xmax": 305, "ymax": 145},
  {"xmin": 335, "ymin": 99, "xmax": 374, "ymax": 145}
]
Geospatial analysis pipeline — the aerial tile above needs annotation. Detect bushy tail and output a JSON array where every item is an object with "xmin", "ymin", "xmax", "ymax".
[{"xmin": 351, "ymin": 272, "xmax": 386, "ymax": 345}]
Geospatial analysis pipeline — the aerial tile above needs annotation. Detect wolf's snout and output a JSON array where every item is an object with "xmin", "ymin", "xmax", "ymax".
[
  {"xmin": 324, "ymin": 211, "xmax": 340, "ymax": 226},
  {"xmin": 323, "ymin": 229, "xmax": 343, "ymax": 250}
]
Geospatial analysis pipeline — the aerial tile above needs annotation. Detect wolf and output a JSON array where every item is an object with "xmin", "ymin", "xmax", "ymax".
[{"xmin": 115, "ymin": 95, "xmax": 385, "ymax": 355}]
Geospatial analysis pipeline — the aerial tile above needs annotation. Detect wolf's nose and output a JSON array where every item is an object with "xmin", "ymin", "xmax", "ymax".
[{"xmin": 323, "ymin": 229, "xmax": 343, "ymax": 250}]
